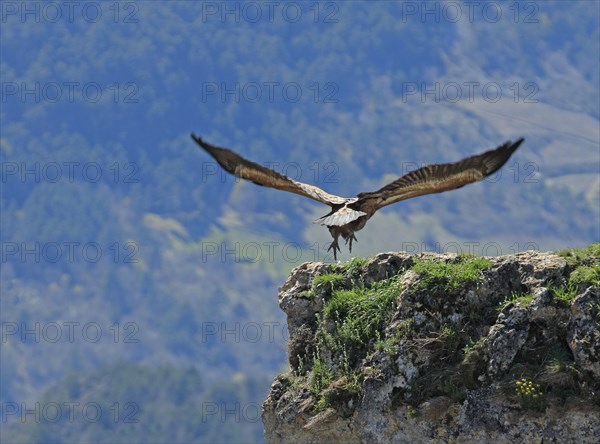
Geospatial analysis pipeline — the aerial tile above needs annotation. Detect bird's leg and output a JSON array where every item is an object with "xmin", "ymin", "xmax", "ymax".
[
  {"xmin": 327, "ymin": 236, "xmax": 341, "ymax": 261},
  {"xmin": 344, "ymin": 233, "xmax": 358, "ymax": 253},
  {"xmin": 347, "ymin": 233, "xmax": 358, "ymax": 253}
]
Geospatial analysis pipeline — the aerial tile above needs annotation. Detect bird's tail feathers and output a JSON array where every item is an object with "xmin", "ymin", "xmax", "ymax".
[{"xmin": 313, "ymin": 208, "xmax": 366, "ymax": 226}]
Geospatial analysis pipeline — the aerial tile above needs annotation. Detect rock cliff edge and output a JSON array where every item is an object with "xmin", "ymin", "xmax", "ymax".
[{"xmin": 262, "ymin": 246, "xmax": 600, "ymax": 443}]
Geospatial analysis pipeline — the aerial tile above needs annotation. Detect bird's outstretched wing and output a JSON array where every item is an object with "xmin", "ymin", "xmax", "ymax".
[
  {"xmin": 354, "ymin": 138, "xmax": 525, "ymax": 212},
  {"xmin": 191, "ymin": 134, "xmax": 348, "ymax": 206}
]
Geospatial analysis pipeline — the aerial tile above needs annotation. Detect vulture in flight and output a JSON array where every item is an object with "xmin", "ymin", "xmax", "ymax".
[{"xmin": 191, "ymin": 134, "xmax": 524, "ymax": 260}]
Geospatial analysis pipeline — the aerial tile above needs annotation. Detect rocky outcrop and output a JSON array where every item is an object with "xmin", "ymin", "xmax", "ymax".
[{"xmin": 262, "ymin": 246, "xmax": 600, "ymax": 443}]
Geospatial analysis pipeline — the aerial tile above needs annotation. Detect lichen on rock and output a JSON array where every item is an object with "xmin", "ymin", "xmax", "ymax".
[{"xmin": 262, "ymin": 244, "xmax": 600, "ymax": 443}]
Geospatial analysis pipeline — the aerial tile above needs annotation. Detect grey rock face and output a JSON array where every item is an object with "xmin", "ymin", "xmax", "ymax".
[
  {"xmin": 568, "ymin": 287, "xmax": 600, "ymax": 378},
  {"xmin": 263, "ymin": 248, "xmax": 600, "ymax": 443}
]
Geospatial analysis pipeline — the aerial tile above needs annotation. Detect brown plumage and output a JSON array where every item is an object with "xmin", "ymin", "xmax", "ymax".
[{"xmin": 191, "ymin": 134, "xmax": 524, "ymax": 260}]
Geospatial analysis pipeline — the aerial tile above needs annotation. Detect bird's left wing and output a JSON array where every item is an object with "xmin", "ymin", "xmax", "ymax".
[
  {"xmin": 191, "ymin": 134, "xmax": 348, "ymax": 206},
  {"xmin": 354, "ymin": 138, "xmax": 524, "ymax": 212}
]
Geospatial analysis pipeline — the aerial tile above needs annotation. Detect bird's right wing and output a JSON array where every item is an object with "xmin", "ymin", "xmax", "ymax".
[{"xmin": 191, "ymin": 134, "xmax": 348, "ymax": 206}]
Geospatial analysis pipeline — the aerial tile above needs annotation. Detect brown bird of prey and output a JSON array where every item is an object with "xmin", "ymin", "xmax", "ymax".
[{"xmin": 191, "ymin": 134, "xmax": 524, "ymax": 260}]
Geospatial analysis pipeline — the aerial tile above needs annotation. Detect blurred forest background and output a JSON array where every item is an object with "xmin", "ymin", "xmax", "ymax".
[{"xmin": 1, "ymin": 1, "xmax": 599, "ymax": 442}]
